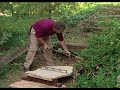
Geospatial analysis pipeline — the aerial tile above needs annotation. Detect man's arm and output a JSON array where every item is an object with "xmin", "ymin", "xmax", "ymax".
[
  {"xmin": 56, "ymin": 33, "xmax": 70, "ymax": 56},
  {"xmin": 59, "ymin": 40, "xmax": 70, "ymax": 56},
  {"xmin": 37, "ymin": 37, "xmax": 50, "ymax": 49}
]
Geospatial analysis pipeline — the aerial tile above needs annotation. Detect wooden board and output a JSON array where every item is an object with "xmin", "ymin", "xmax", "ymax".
[
  {"xmin": 25, "ymin": 66, "xmax": 73, "ymax": 81},
  {"xmin": 9, "ymin": 80, "xmax": 58, "ymax": 88},
  {"xmin": 54, "ymin": 43, "xmax": 87, "ymax": 51},
  {"xmin": 0, "ymin": 44, "xmax": 29, "ymax": 69}
]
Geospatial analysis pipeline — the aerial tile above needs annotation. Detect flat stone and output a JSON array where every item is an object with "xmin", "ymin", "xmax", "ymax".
[
  {"xmin": 117, "ymin": 75, "xmax": 120, "ymax": 84},
  {"xmin": 9, "ymin": 80, "xmax": 58, "ymax": 88},
  {"xmin": 116, "ymin": 84, "xmax": 120, "ymax": 88},
  {"xmin": 25, "ymin": 66, "xmax": 73, "ymax": 81}
]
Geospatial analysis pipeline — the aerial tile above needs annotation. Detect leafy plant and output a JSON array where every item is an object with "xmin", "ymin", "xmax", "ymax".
[{"xmin": 73, "ymin": 18, "xmax": 120, "ymax": 88}]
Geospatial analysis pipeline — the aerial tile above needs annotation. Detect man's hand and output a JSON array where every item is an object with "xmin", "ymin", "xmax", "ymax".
[
  {"xmin": 64, "ymin": 50, "xmax": 71, "ymax": 56},
  {"xmin": 43, "ymin": 44, "xmax": 50, "ymax": 50},
  {"xmin": 59, "ymin": 40, "xmax": 70, "ymax": 56}
]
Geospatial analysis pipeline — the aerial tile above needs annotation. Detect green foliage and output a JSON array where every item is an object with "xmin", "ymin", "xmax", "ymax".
[
  {"xmin": 0, "ymin": 54, "xmax": 25, "ymax": 88},
  {"xmin": 0, "ymin": 32, "xmax": 12, "ymax": 45},
  {"xmin": 0, "ymin": 16, "xmax": 37, "ymax": 56},
  {"xmin": 68, "ymin": 68, "xmax": 117, "ymax": 88},
  {"xmin": 64, "ymin": 3, "xmax": 99, "ymax": 27},
  {"xmin": 74, "ymin": 18, "xmax": 120, "ymax": 88},
  {"xmin": 50, "ymin": 2, "xmax": 100, "ymax": 28}
]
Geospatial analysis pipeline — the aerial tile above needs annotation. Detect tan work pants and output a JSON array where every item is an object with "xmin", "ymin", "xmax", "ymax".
[{"xmin": 24, "ymin": 27, "xmax": 54, "ymax": 69}]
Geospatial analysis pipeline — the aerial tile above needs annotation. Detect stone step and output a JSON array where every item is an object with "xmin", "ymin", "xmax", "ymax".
[
  {"xmin": 25, "ymin": 66, "xmax": 73, "ymax": 81},
  {"xmin": 9, "ymin": 80, "xmax": 58, "ymax": 88}
]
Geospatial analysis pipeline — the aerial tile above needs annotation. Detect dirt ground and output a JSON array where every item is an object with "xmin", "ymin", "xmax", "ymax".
[{"xmin": 31, "ymin": 50, "xmax": 77, "ymax": 69}]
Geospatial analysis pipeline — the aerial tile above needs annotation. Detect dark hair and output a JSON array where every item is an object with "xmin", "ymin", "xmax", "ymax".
[{"xmin": 53, "ymin": 20, "xmax": 66, "ymax": 30}]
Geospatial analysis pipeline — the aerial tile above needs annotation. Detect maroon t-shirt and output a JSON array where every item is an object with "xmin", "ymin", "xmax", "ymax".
[{"xmin": 32, "ymin": 18, "xmax": 64, "ymax": 41}]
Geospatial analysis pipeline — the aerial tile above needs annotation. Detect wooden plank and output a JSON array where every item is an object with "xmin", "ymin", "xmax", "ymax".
[
  {"xmin": 9, "ymin": 80, "xmax": 58, "ymax": 88},
  {"xmin": 22, "ymin": 76, "xmax": 63, "ymax": 87},
  {"xmin": 0, "ymin": 43, "xmax": 29, "ymax": 69},
  {"xmin": 25, "ymin": 66, "xmax": 73, "ymax": 81},
  {"xmin": 54, "ymin": 43, "xmax": 87, "ymax": 51}
]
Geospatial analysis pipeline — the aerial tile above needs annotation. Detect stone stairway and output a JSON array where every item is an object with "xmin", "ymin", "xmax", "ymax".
[{"xmin": 9, "ymin": 66, "xmax": 73, "ymax": 88}]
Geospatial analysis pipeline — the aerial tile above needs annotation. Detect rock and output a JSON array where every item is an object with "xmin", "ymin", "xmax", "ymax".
[
  {"xmin": 116, "ymin": 75, "xmax": 120, "ymax": 84},
  {"xmin": 116, "ymin": 84, "xmax": 120, "ymax": 88},
  {"xmin": 61, "ymin": 85, "xmax": 67, "ymax": 88},
  {"xmin": 25, "ymin": 66, "xmax": 73, "ymax": 81},
  {"xmin": 9, "ymin": 80, "xmax": 58, "ymax": 88}
]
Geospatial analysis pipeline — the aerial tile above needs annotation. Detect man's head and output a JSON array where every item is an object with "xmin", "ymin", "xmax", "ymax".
[{"xmin": 53, "ymin": 20, "xmax": 66, "ymax": 33}]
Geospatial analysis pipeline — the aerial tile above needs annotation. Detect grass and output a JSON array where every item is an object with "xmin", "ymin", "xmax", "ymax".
[{"xmin": 0, "ymin": 54, "xmax": 25, "ymax": 88}]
